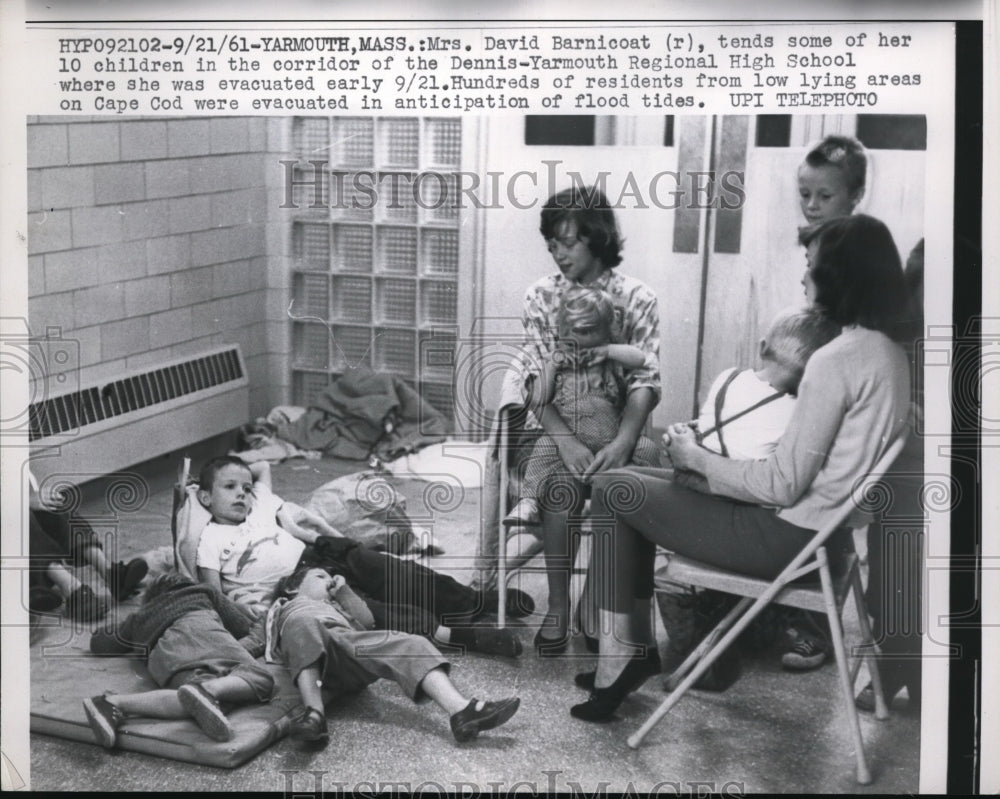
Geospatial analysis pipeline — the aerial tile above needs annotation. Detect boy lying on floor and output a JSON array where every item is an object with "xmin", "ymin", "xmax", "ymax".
[
  {"xmin": 194, "ymin": 457, "xmax": 531, "ymax": 659},
  {"xmin": 257, "ymin": 566, "xmax": 520, "ymax": 744},
  {"xmin": 83, "ymin": 574, "xmax": 274, "ymax": 748}
]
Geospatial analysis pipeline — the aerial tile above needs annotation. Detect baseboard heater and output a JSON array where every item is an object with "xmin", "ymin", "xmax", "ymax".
[{"xmin": 29, "ymin": 344, "xmax": 249, "ymax": 484}]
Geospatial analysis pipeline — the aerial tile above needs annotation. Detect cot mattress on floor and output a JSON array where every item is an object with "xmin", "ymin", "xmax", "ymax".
[{"xmin": 29, "ymin": 616, "xmax": 301, "ymax": 769}]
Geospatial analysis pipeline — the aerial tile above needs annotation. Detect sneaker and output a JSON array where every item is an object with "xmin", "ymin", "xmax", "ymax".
[
  {"xmin": 108, "ymin": 558, "xmax": 149, "ymax": 601},
  {"xmin": 450, "ymin": 697, "xmax": 520, "ymax": 742},
  {"xmin": 289, "ymin": 706, "xmax": 329, "ymax": 745},
  {"xmin": 177, "ymin": 683, "xmax": 233, "ymax": 741},
  {"xmin": 83, "ymin": 694, "xmax": 124, "ymax": 749},
  {"xmin": 66, "ymin": 584, "xmax": 107, "ymax": 623},
  {"xmin": 781, "ymin": 637, "xmax": 827, "ymax": 671},
  {"xmin": 503, "ymin": 498, "xmax": 541, "ymax": 527}
]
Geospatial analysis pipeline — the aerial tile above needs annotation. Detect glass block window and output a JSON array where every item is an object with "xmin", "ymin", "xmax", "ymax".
[{"xmin": 289, "ymin": 117, "xmax": 462, "ymax": 423}]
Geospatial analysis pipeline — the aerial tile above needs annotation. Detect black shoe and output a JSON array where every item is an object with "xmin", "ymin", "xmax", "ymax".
[
  {"xmin": 108, "ymin": 558, "xmax": 149, "ymax": 602},
  {"xmin": 471, "ymin": 627, "xmax": 523, "ymax": 658},
  {"xmin": 575, "ymin": 670, "xmax": 596, "ymax": 690},
  {"xmin": 66, "ymin": 585, "xmax": 107, "ymax": 622},
  {"xmin": 570, "ymin": 649, "xmax": 661, "ymax": 722},
  {"xmin": 450, "ymin": 697, "xmax": 520, "ymax": 742},
  {"xmin": 533, "ymin": 627, "xmax": 569, "ymax": 656},
  {"xmin": 574, "ymin": 645, "xmax": 659, "ymax": 691},
  {"xmin": 177, "ymin": 682, "xmax": 233, "ymax": 742},
  {"xmin": 29, "ymin": 585, "xmax": 63, "ymax": 614},
  {"xmin": 83, "ymin": 694, "xmax": 124, "ymax": 749},
  {"xmin": 479, "ymin": 587, "xmax": 535, "ymax": 619},
  {"xmin": 289, "ymin": 706, "xmax": 330, "ymax": 745},
  {"xmin": 582, "ymin": 632, "xmax": 599, "ymax": 654}
]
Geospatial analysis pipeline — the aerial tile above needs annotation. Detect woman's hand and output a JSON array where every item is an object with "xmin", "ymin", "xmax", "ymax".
[
  {"xmin": 583, "ymin": 435, "xmax": 634, "ymax": 480},
  {"xmin": 555, "ymin": 435, "xmax": 595, "ymax": 480},
  {"xmin": 664, "ymin": 423, "xmax": 706, "ymax": 473}
]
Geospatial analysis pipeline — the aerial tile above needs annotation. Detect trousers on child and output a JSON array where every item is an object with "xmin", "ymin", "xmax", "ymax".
[
  {"xmin": 278, "ymin": 610, "xmax": 449, "ymax": 700},
  {"xmin": 519, "ymin": 392, "xmax": 661, "ymax": 501}
]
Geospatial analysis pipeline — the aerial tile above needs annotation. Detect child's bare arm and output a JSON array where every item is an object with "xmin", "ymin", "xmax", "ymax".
[
  {"xmin": 331, "ymin": 576, "xmax": 376, "ymax": 629},
  {"xmin": 198, "ymin": 566, "xmax": 224, "ymax": 593},
  {"xmin": 276, "ymin": 502, "xmax": 342, "ymax": 544},
  {"xmin": 602, "ymin": 343, "xmax": 647, "ymax": 369},
  {"xmin": 278, "ymin": 503, "xmax": 344, "ymax": 539},
  {"xmin": 248, "ymin": 461, "xmax": 272, "ymax": 490}
]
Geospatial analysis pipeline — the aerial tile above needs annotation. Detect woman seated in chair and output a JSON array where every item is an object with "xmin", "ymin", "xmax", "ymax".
[
  {"xmin": 513, "ymin": 186, "xmax": 662, "ymax": 654},
  {"xmin": 571, "ymin": 213, "xmax": 912, "ymax": 721}
]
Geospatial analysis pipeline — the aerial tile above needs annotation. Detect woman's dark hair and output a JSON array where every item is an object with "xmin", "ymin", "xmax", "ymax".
[
  {"xmin": 198, "ymin": 455, "xmax": 252, "ymax": 492},
  {"xmin": 539, "ymin": 186, "xmax": 623, "ymax": 268},
  {"xmin": 798, "ymin": 214, "xmax": 908, "ymax": 336}
]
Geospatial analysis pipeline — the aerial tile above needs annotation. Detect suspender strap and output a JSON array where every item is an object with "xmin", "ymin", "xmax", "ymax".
[
  {"xmin": 711, "ymin": 369, "xmax": 741, "ymax": 458},
  {"xmin": 703, "ymin": 369, "xmax": 785, "ymax": 458}
]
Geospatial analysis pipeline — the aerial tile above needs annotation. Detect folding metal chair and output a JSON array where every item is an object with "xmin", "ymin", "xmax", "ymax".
[{"xmin": 628, "ymin": 434, "xmax": 908, "ymax": 785}]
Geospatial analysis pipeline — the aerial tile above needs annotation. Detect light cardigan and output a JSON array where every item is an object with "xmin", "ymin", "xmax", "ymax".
[{"xmin": 705, "ymin": 326, "xmax": 910, "ymax": 531}]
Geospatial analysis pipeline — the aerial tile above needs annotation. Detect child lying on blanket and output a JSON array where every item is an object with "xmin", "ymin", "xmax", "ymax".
[
  {"xmin": 194, "ymin": 457, "xmax": 530, "ymax": 657},
  {"xmin": 263, "ymin": 566, "xmax": 521, "ymax": 745},
  {"xmin": 83, "ymin": 574, "xmax": 274, "ymax": 748}
]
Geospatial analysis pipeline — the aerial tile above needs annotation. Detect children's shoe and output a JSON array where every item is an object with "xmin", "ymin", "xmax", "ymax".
[
  {"xmin": 66, "ymin": 585, "xmax": 107, "ymax": 623},
  {"xmin": 29, "ymin": 585, "xmax": 63, "ymax": 614},
  {"xmin": 107, "ymin": 558, "xmax": 149, "ymax": 601},
  {"xmin": 471, "ymin": 626, "xmax": 522, "ymax": 658},
  {"xmin": 83, "ymin": 694, "xmax": 124, "ymax": 749},
  {"xmin": 781, "ymin": 637, "xmax": 827, "ymax": 671},
  {"xmin": 477, "ymin": 587, "xmax": 536, "ymax": 620},
  {"xmin": 502, "ymin": 498, "xmax": 541, "ymax": 527},
  {"xmin": 450, "ymin": 697, "xmax": 520, "ymax": 742},
  {"xmin": 289, "ymin": 706, "xmax": 329, "ymax": 745},
  {"xmin": 177, "ymin": 682, "xmax": 233, "ymax": 741}
]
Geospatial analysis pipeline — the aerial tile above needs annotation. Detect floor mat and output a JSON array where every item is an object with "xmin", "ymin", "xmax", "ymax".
[{"xmin": 29, "ymin": 605, "xmax": 301, "ymax": 769}]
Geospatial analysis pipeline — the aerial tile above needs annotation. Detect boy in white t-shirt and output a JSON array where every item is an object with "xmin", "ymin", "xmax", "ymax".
[
  {"xmin": 195, "ymin": 456, "xmax": 529, "ymax": 659},
  {"xmin": 195, "ymin": 457, "xmax": 334, "ymax": 614}
]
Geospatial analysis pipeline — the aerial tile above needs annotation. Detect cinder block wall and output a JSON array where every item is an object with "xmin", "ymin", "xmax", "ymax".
[{"xmin": 26, "ymin": 116, "xmax": 291, "ymax": 419}]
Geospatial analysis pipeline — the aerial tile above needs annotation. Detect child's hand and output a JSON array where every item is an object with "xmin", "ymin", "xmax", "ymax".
[{"xmin": 329, "ymin": 574, "xmax": 346, "ymax": 594}]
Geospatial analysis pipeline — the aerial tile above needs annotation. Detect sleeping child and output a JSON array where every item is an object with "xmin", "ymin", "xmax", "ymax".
[
  {"xmin": 504, "ymin": 284, "xmax": 661, "ymax": 527},
  {"xmin": 655, "ymin": 306, "xmax": 841, "ymax": 682},
  {"xmin": 673, "ymin": 306, "xmax": 842, "ymax": 487},
  {"xmin": 263, "ymin": 566, "xmax": 520, "ymax": 745}
]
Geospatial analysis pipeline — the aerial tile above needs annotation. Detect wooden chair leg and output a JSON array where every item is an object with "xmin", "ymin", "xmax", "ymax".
[
  {"xmin": 818, "ymin": 550, "xmax": 873, "ymax": 785},
  {"xmin": 850, "ymin": 566, "xmax": 890, "ymax": 720}
]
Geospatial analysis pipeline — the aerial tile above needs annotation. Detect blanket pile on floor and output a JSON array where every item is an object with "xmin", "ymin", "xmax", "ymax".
[{"xmin": 275, "ymin": 368, "xmax": 449, "ymax": 462}]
